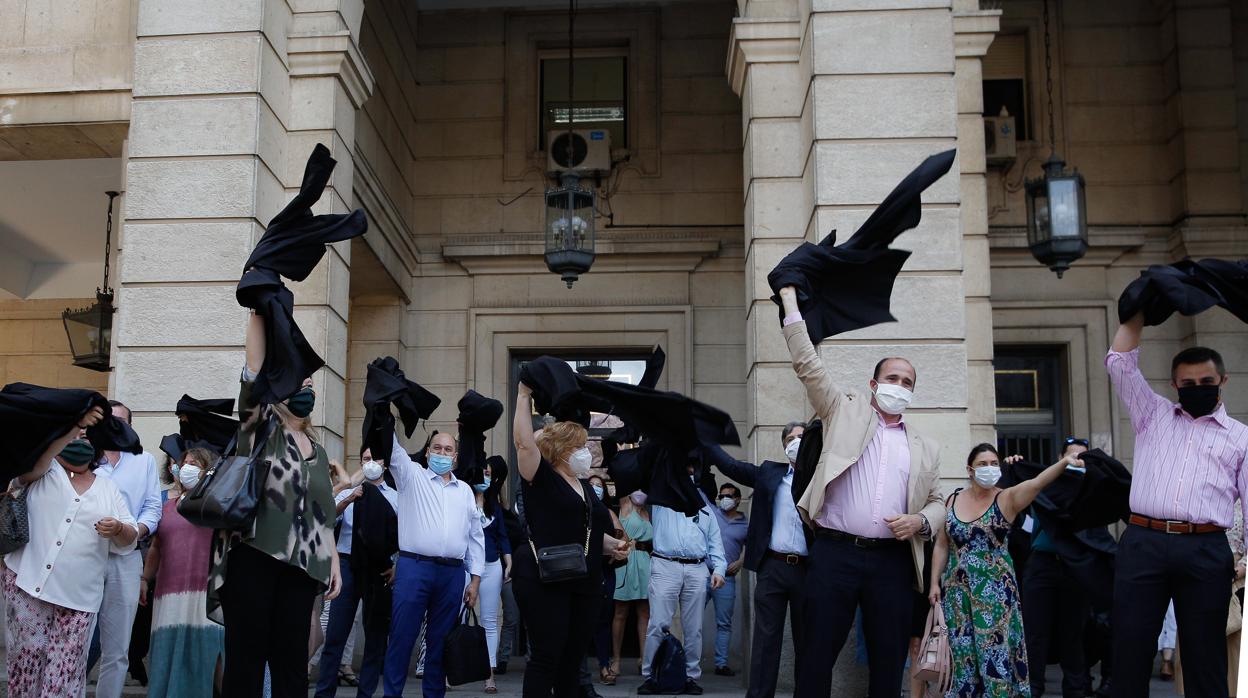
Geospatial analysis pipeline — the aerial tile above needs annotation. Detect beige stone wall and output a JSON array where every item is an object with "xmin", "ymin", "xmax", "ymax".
[
  {"xmin": 0, "ymin": 299, "xmax": 109, "ymax": 392},
  {"xmin": 355, "ymin": 2, "xmax": 748, "ymax": 463},
  {"xmin": 987, "ymin": 0, "xmax": 1248, "ymax": 466},
  {"xmin": 0, "ymin": 0, "xmax": 135, "ymax": 158}
]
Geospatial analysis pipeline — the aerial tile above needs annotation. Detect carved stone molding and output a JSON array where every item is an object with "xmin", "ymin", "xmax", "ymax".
[
  {"xmin": 441, "ymin": 227, "xmax": 726, "ymax": 275},
  {"xmin": 726, "ymin": 18, "xmax": 801, "ymax": 98},
  {"xmin": 288, "ymin": 19, "xmax": 375, "ymax": 109},
  {"xmin": 952, "ymin": 9, "xmax": 1002, "ymax": 58}
]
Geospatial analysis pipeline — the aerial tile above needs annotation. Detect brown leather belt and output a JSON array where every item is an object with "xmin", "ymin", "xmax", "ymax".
[
  {"xmin": 764, "ymin": 549, "xmax": 808, "ymax": 566},
  {"xmin": 633, "ymin": 540, "xmax": 653, "ymax": 553},
  {"xmin": 651, "ymin": 552, "xmax": 706, "ymax": 565},
  {"xmin": 1128, "ymin": 513, "xmax": 1225, "ymax": 535}
]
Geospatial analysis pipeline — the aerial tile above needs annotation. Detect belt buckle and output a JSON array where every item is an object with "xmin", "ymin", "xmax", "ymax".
[
  {"xmin": 784, "ymin": 554, "xmax": 800, "ymax": 565},
  {"xmin": 1163, "ymin": 520, "xmax": 1188, "ymax": 534},
  {"xmin": 853, "ymin": 536, "xmax": 869, "ymax": 548}
]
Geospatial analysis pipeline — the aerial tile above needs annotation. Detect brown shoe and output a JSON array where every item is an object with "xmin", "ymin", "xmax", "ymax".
[{"xmin": 600, "ymin": 667, "xmax": 618, "ymax": 685}]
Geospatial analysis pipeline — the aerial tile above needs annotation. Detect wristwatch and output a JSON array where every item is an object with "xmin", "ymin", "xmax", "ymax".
[{"xmin": 918, "ymin": 514, "xmax": 931, "ymax": 538}]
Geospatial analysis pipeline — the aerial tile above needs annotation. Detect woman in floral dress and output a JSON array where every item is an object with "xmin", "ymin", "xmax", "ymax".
[{"xmin": 930, "ymin": 444, "xmax": 1084, "ymax": 697}]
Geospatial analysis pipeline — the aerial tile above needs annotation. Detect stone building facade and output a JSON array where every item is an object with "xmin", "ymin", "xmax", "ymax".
[{"xmin": 2, "ymin": 0, "xmax": 1246, "ymax": 681}]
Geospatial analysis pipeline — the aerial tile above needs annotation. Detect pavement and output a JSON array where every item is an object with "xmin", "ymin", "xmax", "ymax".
[{"xmin": 76, "ymin": 657, "xmax": 1183, "ymax": 697}]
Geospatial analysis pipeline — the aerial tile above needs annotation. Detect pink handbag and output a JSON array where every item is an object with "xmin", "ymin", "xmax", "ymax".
[{"xmin": 912, "ymin": 601, "xmax": 952, "ymax": 696}]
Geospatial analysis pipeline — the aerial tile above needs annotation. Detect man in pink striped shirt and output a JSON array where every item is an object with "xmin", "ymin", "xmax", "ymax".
[{"xmin": 1107, "ymin": 311, "xmax": 1248, "ymax": 698}]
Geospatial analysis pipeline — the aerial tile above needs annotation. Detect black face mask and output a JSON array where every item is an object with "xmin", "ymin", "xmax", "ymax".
[
  {"xmin": 286, "ymin": 388, "xmax": 316, "ymax": 418},
  {"xmin": 1177, "ymin": 384, "xmax": 1220, "ymax": 418}
]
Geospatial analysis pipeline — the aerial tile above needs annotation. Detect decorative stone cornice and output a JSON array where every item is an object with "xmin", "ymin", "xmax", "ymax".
[
  {"xmin": 1167, "ymin": 220, "xmax": 1248, "ymax": 259},
  {"xmin": 952, "ymin": 8, "xmax": 1002, "ymax": 58},
  {"xmin": 441, "ymin": 229, "xmax": 726, "ymax": 275},
  {"xmin": 287, "ymin": 30, "xmax": 375, "ymax": 109},
  {"xmin": 726, "ymin": 18, "xmax": 802, "ymax": 98}
]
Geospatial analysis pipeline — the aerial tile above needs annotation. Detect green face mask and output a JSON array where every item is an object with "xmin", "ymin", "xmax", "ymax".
[
  {"xmin": 59, "ymin": 439, "xmax": 95, "ymax": 466},
  {"xmin": 286, "ymin": 388, "xmax": 316, "ymax": 418}
]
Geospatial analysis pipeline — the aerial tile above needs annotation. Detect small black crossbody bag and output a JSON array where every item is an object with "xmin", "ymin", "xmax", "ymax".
[{"xmin": 525, "ymin": 480, "xmax": 592, "ymax": 583}]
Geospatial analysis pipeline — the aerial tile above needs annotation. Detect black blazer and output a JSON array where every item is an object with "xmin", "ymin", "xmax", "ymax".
[{"xmin": 707, "ymin": 444, "xmax": 811, "ymax": 573}]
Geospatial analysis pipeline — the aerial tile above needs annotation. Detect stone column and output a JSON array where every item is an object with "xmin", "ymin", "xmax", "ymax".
[
  {"xmin": 954, "ymin": 1, "xmax": 1001, "ymax": 446},
  {"xmin": 116, "ymin": 0, "xmax": 372, "ymax": 460},
  {"xmin": 731, "ymin": 0, "xmax": 973, "ymax": 689}
]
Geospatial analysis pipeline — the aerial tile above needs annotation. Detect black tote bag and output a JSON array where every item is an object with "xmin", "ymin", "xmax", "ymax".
[
  {"xmin": 444, "ymin": 607, "xmax": 491, "ymax": 685},
  {"xmin": 178, "ymin": 417, "xmax": 273, "ymax": 531}
]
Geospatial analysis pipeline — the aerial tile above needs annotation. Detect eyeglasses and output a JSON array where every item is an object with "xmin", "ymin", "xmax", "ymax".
[{"xmin": 1064, "ymin": 437, "xmax": 1089, "ymax": 447}]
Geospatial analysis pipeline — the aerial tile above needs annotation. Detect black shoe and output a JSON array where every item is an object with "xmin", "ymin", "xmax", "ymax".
[
  {"xmin": 495, "ymin": 662, "xmax": 507, "ymax": 675},
  {"xmin": 637, "ymin": 679, "xmax": 660, "ymax": 695},
  {"xmin": 682, "ymin": 680, "xmax": 704, "ymax": 695},
  {"xmin": 714, "ymin": 665, "xmax": 735, "ymax": 677},
  {"xmin": 1093, "ymin": 678, "xmax": 1111, "ymax": 698},
  {"xmin": 579, "ymin": 685, "xmax": 602, "ymax": 698}
]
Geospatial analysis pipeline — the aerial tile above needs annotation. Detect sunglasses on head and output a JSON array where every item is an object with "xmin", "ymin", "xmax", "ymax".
[{"xmin": 1064, "ymin": 437, "xmax": 1089, "ymax": 447}]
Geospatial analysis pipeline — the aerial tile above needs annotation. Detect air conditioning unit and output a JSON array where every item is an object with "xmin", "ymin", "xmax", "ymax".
[
  {"xmin": 547, "ymin": 129, "xmax": 612, "ymax": 175},
  {"xmin": 984, "ymin": 114, "xmax": 1017, "ymax": 165}
]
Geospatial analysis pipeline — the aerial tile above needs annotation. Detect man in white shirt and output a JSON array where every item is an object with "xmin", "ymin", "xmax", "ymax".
[
  {"xmin": 87, "ymin": 401, "xmax": 162, "ymax": 698},
  {"xmin": 382, "ymin": 432, "xmax": 485, "ymax": 698}
]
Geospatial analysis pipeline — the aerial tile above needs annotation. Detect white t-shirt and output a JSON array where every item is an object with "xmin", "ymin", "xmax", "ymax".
[{"xmin": 5, "ymin": 462, "xmax": 137, "ymax": 612}]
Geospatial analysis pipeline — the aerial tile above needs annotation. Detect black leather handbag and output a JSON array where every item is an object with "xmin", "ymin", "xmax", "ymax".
[
  {"xmin": 0, "ymin": 487, "xmax": 30, "ymax": 554},
  {"xmin": 178, "ymin": 417, "xmax": 273, "ymax": 531},
  {"xmin": 526, "ymin": 481, "xmax": 592, "ymax": 583},
  {"xmin": 443, "ymin": 607, "xmax": 491, "ymax": 685}
]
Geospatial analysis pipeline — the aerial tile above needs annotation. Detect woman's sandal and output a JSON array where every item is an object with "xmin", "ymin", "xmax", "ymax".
[
  {"xmin": 338, "ymin": 667, "xmax": 359, "ymax": 687},
  {"xmin": 600, "ymin": 666, "xmax": 618, "ymax": 685},
  {"xmin": 485, "ymin": 677, "xmax": 499, "ymax": 694}
]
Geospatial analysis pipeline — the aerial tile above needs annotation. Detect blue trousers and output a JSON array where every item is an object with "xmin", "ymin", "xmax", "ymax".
[
  {"xmin": 382, "ymin": 557, "xmax": 464, "ymax": 698},
  {"xmin": 706, "ymin": 575, "xmax": 737, "ymax": 668},
  {"xmin": 315, "ymin": 557, "xmax": 390, "ymax": 698}
]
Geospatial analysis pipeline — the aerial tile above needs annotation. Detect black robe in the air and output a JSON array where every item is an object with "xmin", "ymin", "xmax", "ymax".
[
  {"xmin": 0, "ymin": 382, "xmax": 142, "ymax": 482},
  {"xmin": 236, "ymin": 143, "xmax": 369, "ymax": 405},
  {"xmin": 361, "ymin": 356, "xmax": 440, "ymax": 464},
  {"xmin": 1117, "ymin": 258, "xmax": 1248, "ymax": 326},
  {"xmin": 768, "ymin": 149, "xmax": 956, "ymax": 345}
]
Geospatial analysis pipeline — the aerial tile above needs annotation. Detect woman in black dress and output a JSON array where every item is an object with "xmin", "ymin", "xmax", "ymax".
[{"xmin": 512, "ymin": 381, "xmax": 632, "ymax": 697}]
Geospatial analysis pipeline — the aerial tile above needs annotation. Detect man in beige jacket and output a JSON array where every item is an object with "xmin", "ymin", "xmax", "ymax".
[{"xmin": 777, "ymin": 286, "xmax": 945, "ymax": 698}]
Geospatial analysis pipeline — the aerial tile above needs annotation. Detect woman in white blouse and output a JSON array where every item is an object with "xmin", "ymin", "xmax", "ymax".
[{"xmin": 3, "ymin": 406, "xmax": 139, "ymax": 698}]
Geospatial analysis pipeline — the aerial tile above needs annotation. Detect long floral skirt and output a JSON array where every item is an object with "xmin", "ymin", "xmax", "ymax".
[{"xmin": 2, "ymin": 567, "xmax": 95, "ymax": 698}]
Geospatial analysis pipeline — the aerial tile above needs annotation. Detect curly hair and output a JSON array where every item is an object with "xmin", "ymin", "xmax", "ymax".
[{"xmin": 535, "ymin": 421, "xmax": 588, "ymax": 467}]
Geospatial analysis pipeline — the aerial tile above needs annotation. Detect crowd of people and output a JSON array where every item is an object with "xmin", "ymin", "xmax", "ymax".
[
  {"xmin": 0, "ymin": 145, "xmax": 1242, "ymax": 698},
  {"xmin": 0, "ymin": 283, "xmax": 1239, "ymax": 698}
]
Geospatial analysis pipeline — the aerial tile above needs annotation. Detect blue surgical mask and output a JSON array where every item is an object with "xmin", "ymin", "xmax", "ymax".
[
  {"xmin": 592, "ymin": 484, "xmax": 604, "ymax": 500},
  {"xmin": 428, "ymin": 454, "xmax": 454, "ymax": 475},
  {"xmin": 474, "ymin": 476, "xmax": 491, "ymax": 492}
]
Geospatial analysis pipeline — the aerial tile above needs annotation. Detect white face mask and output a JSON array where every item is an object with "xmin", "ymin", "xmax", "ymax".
[
  {"xmin": 567, "ymin": 447, "xmax": 593, "ymax": 477},
  {"xmin": 874, "ymin": 383, "xmax": 914, "ymax": 415},
  {"xmin": 972, "ymin": 465, "xmax": 1002, "ymax": 488},
  {"xmin": 361, "ymin": 460, "xmax": 384, "ymax": 482},
  {"xmin": 784, "ymin": 438, "xmax": 801, "ymax": 465},
  {"xmin": 179, "ymin": 464, "xmax": 202, "ymax": 490},
  {"xmin": 717, "ymin": 496, "xmax": 737, "ymax": 512}
]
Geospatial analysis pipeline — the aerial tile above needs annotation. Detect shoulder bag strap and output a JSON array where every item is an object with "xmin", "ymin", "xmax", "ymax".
[{"xmin": 580, "ymin": 480, "xmax": 592, "ymax": 556}]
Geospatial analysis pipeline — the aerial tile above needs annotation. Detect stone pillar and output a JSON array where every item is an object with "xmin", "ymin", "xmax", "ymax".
[
  {"xmin": 116, "ymin": 0, "xmax": 372, "ymax": 460},
  {"xmin": 954, "ymin": 1, "xmax": 1001, "ymax": 446},
  {"xmin": 731, "ymin": 0, "xmax": 973, "ymax": 689}
]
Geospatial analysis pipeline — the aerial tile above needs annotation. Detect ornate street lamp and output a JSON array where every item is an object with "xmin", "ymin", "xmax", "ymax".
[
  {"xmin": 544, "ymin": 0, "xmax": 596, "ymax": 288},
  {"xmin": 62, "ymin": 191, "xmax": 119, "ymax": 372},
  {"xmin": 1024, "ymin": 0, "xmax": 1087, "ymax": 278},
  {"xmin": 545, "ymin": 174, "xmax": 596, "ymax": 288}
]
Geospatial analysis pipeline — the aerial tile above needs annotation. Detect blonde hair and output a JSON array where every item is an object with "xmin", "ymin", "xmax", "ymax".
[{"xmin": 535, "ymin": 421, "xmax": 588, "ymax": 466}]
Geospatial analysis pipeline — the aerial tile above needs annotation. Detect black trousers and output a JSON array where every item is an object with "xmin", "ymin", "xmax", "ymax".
[
  {"xmin": 1023, "ymin": 551, "xmax": 1090, "ymax": 697},
  {"xmin": 1111, "ymin": 526, "xmax": 1232, "ymax": 698},
  {"xmin": 795, "ymin": 537, "xmax": 913, "ymax": 698},
  {"xmin": 514, "ymin": 576, "xmax": 600, "ymax": 698},
  {"xmin": 220, "ymin": 543, "xmax": 321, "ymax": 698},
  {"xmin": 748, "ymin": 556, "xmax": 807, "ymax": 698}
]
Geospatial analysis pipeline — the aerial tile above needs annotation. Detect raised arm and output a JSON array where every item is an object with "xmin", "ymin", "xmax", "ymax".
[
  {"xmin": 1111, "ymin": 311, "xmax": 1144, "ymax": 353},
  {"xmin": 245, "ymin": 311, "xmax": 265, "ymax": 377},
  {"xmin": 703, "ymin": 442, "xmax": 758, "ymax": 488},
  {"xmin": 388, "ymin": 433, "xmax": 415, "ymax": 487},
  {"xmin": 513, "ymin": 382, "xmax": 540, "ymax": 482},
  {"xmin": 999, "ymin": 454, "xmax": 1083, "ymax": 522},
  {"xmin": 779, "ymin": 286, "xmax": 842, "ymax": 420},
  {"xmin": 18, "ymin": 406, "xmax": 104, "ymax": 485}
]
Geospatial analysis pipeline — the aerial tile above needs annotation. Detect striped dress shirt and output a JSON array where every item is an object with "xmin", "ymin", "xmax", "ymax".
[{"xmin": 1106, "ymin": 348, "xmax": 1248, "ymax": 529}]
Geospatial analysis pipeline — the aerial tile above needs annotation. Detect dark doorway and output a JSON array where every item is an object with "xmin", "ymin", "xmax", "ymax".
[{"xmin": 994, "ymin": 345, "xmax": 1069, "ymax": 464}]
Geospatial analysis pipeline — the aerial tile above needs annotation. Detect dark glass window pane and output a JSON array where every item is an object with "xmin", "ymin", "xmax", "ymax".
[{"xmin": 983, "ymin": 78, "xmax": 1028, "ymax": 140}]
